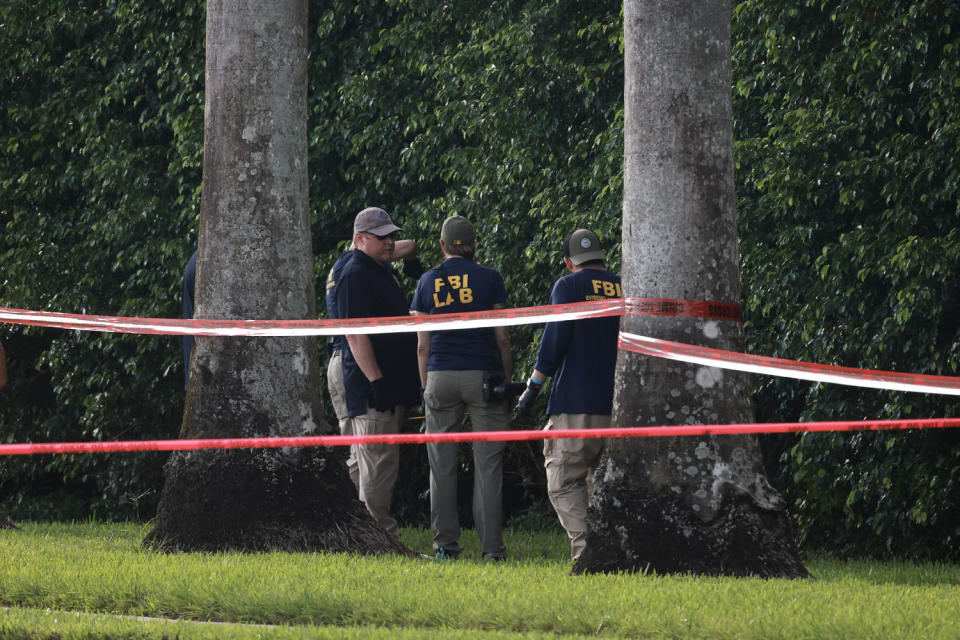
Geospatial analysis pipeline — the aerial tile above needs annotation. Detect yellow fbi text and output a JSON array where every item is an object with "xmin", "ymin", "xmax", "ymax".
[
  {"xmin": 590, "ymin": 279, "xmax": 622, "ymax": 298},
  {"xmin": 433, "ymin": 274, "xmax": 474, "ymax": 307}
]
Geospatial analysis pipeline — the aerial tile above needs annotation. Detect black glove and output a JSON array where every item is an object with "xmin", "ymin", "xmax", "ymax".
[
  {"xmin": 369, "ymin": 378, "xmax": 396, "ymax": 413},
  {"xmin": 402, "ymin": 257, "xmax": 425, "ymax": 280},
  {"xmin": 504, "ymin": 382, "xmax": 527, "ymax": 400},
  {"xmin": 515, "ymin": 380, "xmax": 542, "ymax": 417}
]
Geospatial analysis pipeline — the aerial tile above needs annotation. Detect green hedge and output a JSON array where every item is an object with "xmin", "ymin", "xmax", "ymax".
[
  {"xmin": 1, "ymin": 0, "xmax": 958, "ymax": 559},
  {"xmin": 734, "ymin": 0, "xmax": 960, "ymax": 559}
]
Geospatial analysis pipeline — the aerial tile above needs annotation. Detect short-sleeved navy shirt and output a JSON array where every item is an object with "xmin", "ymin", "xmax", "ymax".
[
  {"xmin": 335, "ymin": 249, "xmax": 419, "ymax": 416},
  {"xmin": 411, "ymin": 257, "xmax": 508, "ymax": 372},
  {"xmin": 324, "ymin": 251, "xmax": 352, "ymax": 353},
  {"xmin": 534, "ymin": 268, "xmax": 621, "ymax": 415}
]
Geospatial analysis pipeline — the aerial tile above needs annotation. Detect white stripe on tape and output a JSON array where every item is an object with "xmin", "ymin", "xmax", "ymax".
[{"xmin": 620, "ymin": 332, "xmax": 960, "ymax": 396}]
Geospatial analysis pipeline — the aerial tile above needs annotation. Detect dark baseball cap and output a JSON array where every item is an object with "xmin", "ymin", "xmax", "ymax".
[
  {"xmin": 565, "ymin": 229, "xmax": 605, "ymax": 265},
  {"xmin": 354, "ymin": 207, "xmax": 402, "ymax": 236},
  {"xmin": 440, "ymin": 215, "xmax": 476, "ymax": 246}
]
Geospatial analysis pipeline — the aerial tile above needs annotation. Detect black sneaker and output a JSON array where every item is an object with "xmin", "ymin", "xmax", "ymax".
[{"xmin": 482, "ymin": 553, "xmax": 506, "ymax": 562}]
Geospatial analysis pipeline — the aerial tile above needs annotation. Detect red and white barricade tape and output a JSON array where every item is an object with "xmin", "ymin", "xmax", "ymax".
[
  {"xmin": 2, "ymin": 298, "xmax": 959, "ymax": 457},
  {"xmin": 0, "ymin": 297, "xmax": 741, "ymax": 337},
  {"xmin": 1, "ymin": 417, "xmax": 958, "ymax": 456},
  {"xmin": 618, "ymin": 332, "xmax": 960, "ymax": 396}
]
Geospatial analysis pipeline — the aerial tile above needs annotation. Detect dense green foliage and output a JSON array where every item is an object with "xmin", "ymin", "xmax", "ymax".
[
  {"xmin": 2, "ymin": 522, "xmax": 959, "ymax": 639},
  {"xmin": 1, "ymin": 0, "xmax": 958, "ymax": 559},
  {"xmin": 0, "ymin": 1, "xmax": 204, "ymax": 520},
  {"xmin": 734, "ymin": 0, "xmax": 960, "ymax": 559}
]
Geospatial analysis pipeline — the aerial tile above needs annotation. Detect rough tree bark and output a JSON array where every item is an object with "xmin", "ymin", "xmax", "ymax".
[
  {"xmin": 573, "ymin": 0, "xmax": 808, "ymax": 577},
  {"xmin": 144, "ymin": 0, "xmax": 406, "ymax": 554}
]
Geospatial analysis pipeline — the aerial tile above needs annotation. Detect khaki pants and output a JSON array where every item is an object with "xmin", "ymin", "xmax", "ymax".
[
  {"xmin": 543, "ymin": 413, "xmax": 609, "ymax": 562},
  {"xmin": 350, "ymin": 406, "xmax": 402, "ymax": 537},
  {"xmin": 424, "ymin": 369, "xmax": 509, "ymax": 557},
  {"xmin": 326, "ymin": 350, "xmax": 359, "ymax": 489}
]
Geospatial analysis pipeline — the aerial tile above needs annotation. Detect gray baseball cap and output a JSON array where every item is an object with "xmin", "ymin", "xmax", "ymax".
[
  {"xmin": 354, "ymin": 207, "xmax": 402, "ymax": 236},
  {"xmin": 565, "ymin": 229, "xmax": 605, "ymax": 265}
]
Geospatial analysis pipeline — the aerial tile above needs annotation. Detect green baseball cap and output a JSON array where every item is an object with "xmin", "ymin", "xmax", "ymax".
[
  {"xmin": 440, "ymin": 215, "xmax": 476, "ymax": 246},
  {"xmin": 565, "ymin": 228, "xmax": 605, "ymax": 265}
]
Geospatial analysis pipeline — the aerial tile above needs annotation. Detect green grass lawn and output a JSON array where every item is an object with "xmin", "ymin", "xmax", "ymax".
[{"xmin": 0, "ymin": 522, "xmax": 957, "ymax": 639}]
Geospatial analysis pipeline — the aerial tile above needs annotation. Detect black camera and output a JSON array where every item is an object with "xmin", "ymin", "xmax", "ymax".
[{"xmin": 482, "ymin": 372, "xmax": 527, "ymax": 403}]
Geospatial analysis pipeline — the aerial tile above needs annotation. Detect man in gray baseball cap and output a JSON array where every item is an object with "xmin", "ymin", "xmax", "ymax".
[
  {"xmin": 325, "ymin": 208, "xmax": 420, "ymax": 491},
  {"xmin": 353, "ymin": 206, "xmax": 403, "ymax": 237},
  {"xmin": 332, "ymin": 206, "xmax": 420, "ymax": 537}
]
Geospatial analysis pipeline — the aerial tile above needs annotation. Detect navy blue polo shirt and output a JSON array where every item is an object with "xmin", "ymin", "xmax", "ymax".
[
  {"xmin": 324, "ymin": 251, "xmax": 353, "ymax": 353},
  {"xmin": 335, "ymin": 249, "xmax": 419, "ymax": 416},
  {"xmin": 534, "ymin": 268, "xmax": 621, "ymax": 415},
  {"xmin": 411, "ymin": 257, "xmax": 508, "ymax": 372}
]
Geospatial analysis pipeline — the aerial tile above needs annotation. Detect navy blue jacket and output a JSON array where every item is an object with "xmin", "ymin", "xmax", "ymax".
[
  {"xmin": 534, "ymin": 268, "xmax": 621, "ymax": 415},
  {"xmin": 324, "ymin": 251, "xmax": 352, "ymax": 354}
]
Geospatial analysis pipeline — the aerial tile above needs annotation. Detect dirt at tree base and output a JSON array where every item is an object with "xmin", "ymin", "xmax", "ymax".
[
  {"xmin": 572, "ymin": 489, "xmax": 810, "ymax": 578},
  {"xmin": 143, "ymin": 447, "xmax": 412, "ymax": 556}
]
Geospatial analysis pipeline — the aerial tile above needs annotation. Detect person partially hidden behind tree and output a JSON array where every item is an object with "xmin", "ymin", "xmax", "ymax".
[
  {"xmin": 0, "ymin": 339, "xmax": 7, "ymax": 391},
  {"xmin": 0, "ymin": 339, "xmax": 17, "ymax": 530},
  {"xmin": 410, "ymin": 215, "xmax": 512, "ymax": 561},
  {"xmin": 333, "ymin": 207, "xmax": 421, "ymax": 538},
  {"xmin": 182, "ymin": 250, "xmax": 197, "ymax": 390},
  {"xmin": 516, "ymin": 228, "xmax": 622, "ymax": 563}
]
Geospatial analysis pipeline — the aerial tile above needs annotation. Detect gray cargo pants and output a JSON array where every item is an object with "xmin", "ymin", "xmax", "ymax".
[{"xmin": 424, "ymin": 369, "xmax": 509, "ymax": 558}]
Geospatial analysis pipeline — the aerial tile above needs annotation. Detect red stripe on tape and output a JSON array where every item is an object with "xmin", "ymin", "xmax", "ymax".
[
  {"xmin": 619, "ymin": 333, "xmax": 960, "ymax": 396},
  {"xmin": 1, "ymin": 417, "xmax": 956, "ymax": 456},
  {"xmin": 627, "ymin": 298, "xmax": 742, "ymax": 322}
]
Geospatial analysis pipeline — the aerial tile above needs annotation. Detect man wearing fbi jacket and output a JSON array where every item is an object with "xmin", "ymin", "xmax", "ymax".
[{"xmin": 516, "ymin": 228, "xmax": 622, "ymax": 563}]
